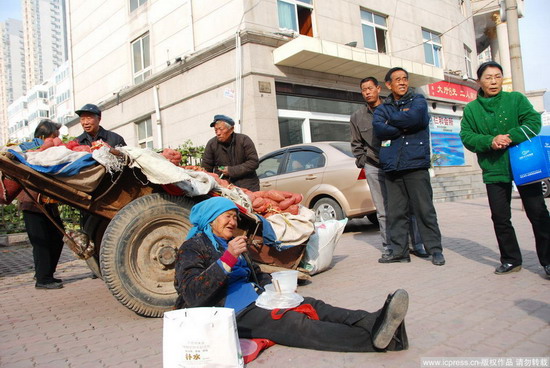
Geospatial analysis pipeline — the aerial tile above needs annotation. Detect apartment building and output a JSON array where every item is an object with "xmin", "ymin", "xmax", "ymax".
[
  {"xmin": 0, "ymin": 19, "xmax": 26, "ymax": 144},
  {"xmin": 65, "ymin": 0, "xmax": 485, "ymax": 200}
]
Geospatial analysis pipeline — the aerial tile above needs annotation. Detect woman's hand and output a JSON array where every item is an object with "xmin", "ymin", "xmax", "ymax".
[
  {"xmin": 227, "ymin": 235, "xmax": 248, "ymax": 258},
  {"xmin": 491, "ymin": 134, "xmax": 511, "ymax": 150}
]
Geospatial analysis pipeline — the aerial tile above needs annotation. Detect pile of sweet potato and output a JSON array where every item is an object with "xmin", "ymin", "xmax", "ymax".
[
  {"xmin": 242, "ymin": 189, "xmax": 303, "ymax": 217},
  {"xmin": 35, "ymin": 138, "xmax": 97, "ymax": 153}
]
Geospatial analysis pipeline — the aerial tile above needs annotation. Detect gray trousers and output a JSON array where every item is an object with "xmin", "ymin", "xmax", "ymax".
[{"xmin": 385, "ymin": 169, "xmax": 442, "ymax": 255}]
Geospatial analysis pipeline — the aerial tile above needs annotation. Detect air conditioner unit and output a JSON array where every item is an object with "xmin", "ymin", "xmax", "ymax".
[{"xmin": 42, "ymin": 99, "xmax": 48, "ymax": 104}]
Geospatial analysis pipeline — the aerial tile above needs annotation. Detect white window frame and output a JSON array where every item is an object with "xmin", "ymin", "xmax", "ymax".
[
  {"xmin": 277, "ymin": 0, "xmax": 314, "ymax": 34},
  {"xmin": 360, "ymin": 9, "xmax": 388, "ymax": 53},
  {"xmin": 136, "ymin": 118, "xmax": 154, "ymax": 149},
  {"xmin": 131, "ymin": 33, "xmax": 151, "ymax": 84},
  {"xmin": 278, "ymin": 109, "xmax": 350, "ymax": 144},
  {"xmin": 464, "ymin": 44, "xmax": 473, "ymax": 78},
  {"xmin": 422, "ymin": 29, "xmax": 443, "ymax": 67}
]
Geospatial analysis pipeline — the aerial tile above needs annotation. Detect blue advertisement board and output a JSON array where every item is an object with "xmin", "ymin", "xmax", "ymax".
[{"xmin": 429, "ymin": 115, "xmax": 465, "ymax": 166}]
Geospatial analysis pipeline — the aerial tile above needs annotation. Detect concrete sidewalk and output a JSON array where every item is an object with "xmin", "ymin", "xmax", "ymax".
[{"xmin": 1, "ymin": 196, "xmax": 549, "ymax": 368}]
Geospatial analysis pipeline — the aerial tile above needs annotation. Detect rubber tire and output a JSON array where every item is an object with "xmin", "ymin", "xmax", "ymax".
[
  {"xmin": 366, "ymin": 212, "xmax": 379, "ymax": 226},
  {"xmin": 312, "ymin": 197, "xmax": 345, "ymax": 222},
  {"xmin": 542, "ymin": 180, "xmax": 550, "ymax": 198},
  {"xmin": 100, "ymin": 193, "xmax": 195, "ymax": 317}
]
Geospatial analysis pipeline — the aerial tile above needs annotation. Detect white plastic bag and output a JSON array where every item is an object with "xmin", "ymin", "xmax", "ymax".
[
  {"xmin": 163, "ymin": 307, "xmax": 244, "ymax": 368},
  {"xmin": 302, "ymin": 219, "xmax": 348, "ymax": 275}
]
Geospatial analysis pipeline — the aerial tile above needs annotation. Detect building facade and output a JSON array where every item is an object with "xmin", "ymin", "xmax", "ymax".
[
  {"xmin": 65, "ymin": 0, "xmax": 488, "ymax": 200},
  {"xmin": 0, "ymin": 19, "xmax": 26, "ymax": 144}
]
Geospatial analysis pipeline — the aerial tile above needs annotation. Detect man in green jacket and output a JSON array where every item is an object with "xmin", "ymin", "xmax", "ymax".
[{"xmin": 460, "ymin": 61, "xmax": 550, "ymax": 276}]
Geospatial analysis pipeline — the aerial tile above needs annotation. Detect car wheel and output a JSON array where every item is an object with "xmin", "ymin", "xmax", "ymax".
[
  {"xmin": 313, "ymin": 198, "xmax": 344, "ymax": 222},
  {"xmin": 542, "ymin": 179, "xmax": 550, "ymax": 198},
  {"xmin": 366, "ymin": 212, "xmax": 379, "ymax": 226}
]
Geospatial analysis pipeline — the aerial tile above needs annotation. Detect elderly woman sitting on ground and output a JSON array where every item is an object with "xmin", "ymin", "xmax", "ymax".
[{"xmin": 174, "ymin": 196, "xmax": 409, "ymax": 352}]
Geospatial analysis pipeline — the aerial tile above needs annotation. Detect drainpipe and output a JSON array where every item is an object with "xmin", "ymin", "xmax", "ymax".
[
  {"xmin": 153, "ymin": 85, "xmax": 163, "ymax": 148},
  {"xmin": 235, "ymin": 31, "xmax": 243, "ymax": 133}
]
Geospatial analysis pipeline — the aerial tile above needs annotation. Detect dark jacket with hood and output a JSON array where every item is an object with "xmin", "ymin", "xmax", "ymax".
[
  {"xmin": 372, "ymin": 89, "xmax": 431, "ymax": 173},
  {"xmin": 202, "ymin": 132, "xmax": 260, "ymax": 191}
]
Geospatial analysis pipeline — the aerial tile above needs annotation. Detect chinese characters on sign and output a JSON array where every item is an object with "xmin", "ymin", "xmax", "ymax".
[
  {"xmin": 428, "ymin": 81, "xmax": 477, "ymax": 102},
  {"xmin": 430, "ymin": 115, "xmax": 465, "ymax": 166}
]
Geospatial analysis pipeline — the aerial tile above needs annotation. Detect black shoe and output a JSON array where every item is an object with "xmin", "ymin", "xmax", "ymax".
[
  {"xmin": 385, "ymin": 321, "xmax": 409, "ymax": 351},
  {"xmin": 410, "ymin": 243, "xmax": 429, "ymax": 258},
  {"xmin": 372, "ymin": 289, "xmax": 409, "ymax": 350},
  {"xmin": 545, "ymin": 265, "xmax": 550, "ymax": 276},
  {"xmin": 35, "ymin": 282, "xmax": 63, "ymax": 289},
  {"xmin": 379, "ymin": 250, "xmax": 411, "ymax": 263},
  {"xmin": 431, "ymin": 252, "xmax": 445, "ymax": 266},
  {"xmin": 53, "ymin": 277, "xmax": 62, "ymax": 283},
  {"xmin": 494, "ymin": 263, "xmax": 521, "ymax": 275}
]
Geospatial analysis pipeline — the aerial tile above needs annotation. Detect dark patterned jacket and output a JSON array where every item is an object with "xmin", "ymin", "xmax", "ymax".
[{"xmin": 174, "ymin": 233, "xmax": 271, "ymax": 310}]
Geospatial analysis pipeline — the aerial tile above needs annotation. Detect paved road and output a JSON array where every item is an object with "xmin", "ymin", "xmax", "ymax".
[{"xmin": 1, "ymin": 196, "xmax": 549, "ymax": 368}]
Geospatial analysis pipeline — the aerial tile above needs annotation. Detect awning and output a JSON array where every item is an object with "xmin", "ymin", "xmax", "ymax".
[{"xmin": 273, "ymin": 36, "xmax": 444, "ymax": 87}]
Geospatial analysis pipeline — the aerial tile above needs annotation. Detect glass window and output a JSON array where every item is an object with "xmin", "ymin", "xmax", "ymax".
[
  {"xmin": 310, "ymin": 119, "xmax": 350, "ymax": 142},
  {"xmin": 284, "ymin": 150, "xmax": 325, "ymax": 173},
  {"xmin": 361, "ymin": 9, "xmax": 387, "ymax": 53},
  {"xmin": 464, "ymin": 45, "xmax": 473, "ymax": 78},
  {"xmin": 279, "ymin": 118, "xmax": 304, "ymax": 147},
  {"xmin": 277, "ymin": 0, "xmax": 313, "ymax": 36},
  {"xmin": 423, "ymin": 29, "xmax": 442, "ymax": 67},
  {"xmin": 131, "ymin": 34, "xmax": 151, "ymax": 84},
  {"xmin": 137, "ymin": 118, "xmax": 154, "ymax": 149},
  {"xmin": 130, "ymin": 0, "xmax": 147, "ymax": 12},
  {"xmin": 257, "ymin": 153, "xmax": 285, "ymax": 178}
]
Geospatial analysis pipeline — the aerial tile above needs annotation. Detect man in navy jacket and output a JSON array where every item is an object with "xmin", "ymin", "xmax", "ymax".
[{"xmin": 372, "ymin": 67, "xmax": 445, "ymax": 266}]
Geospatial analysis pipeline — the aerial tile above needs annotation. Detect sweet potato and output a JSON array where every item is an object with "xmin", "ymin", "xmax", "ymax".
[
  {"xmin": 38, "ymin": 138, "xmax": 55, "ymax": 151},
  {"xmin": 286, "ymin": 204, "xmax": 299, "ymax": 215},
  {"xmin": 53, "ymin": 137, "xmax": 63, "ymax": 146},
  {"xmin": 266, "ymin": 190, "xmax": 285, "ymax": 202},
  {"xmin": 252, "ymin": 197, "xmax": 265, "ymax": 207},
  {"xmin": 278, "ymin": 198, "xmax": 294, "ymax": 211},
  {"xmin": 72, "ymin": 145, "xmax": 92, "ymax": 153},
  {"xmin": 292, "ymin": 193, "xmax": 303, "ymax": 204},
  {"xmin": 279, "ymin": 191, "xmax": 295, "ymax": 198}
]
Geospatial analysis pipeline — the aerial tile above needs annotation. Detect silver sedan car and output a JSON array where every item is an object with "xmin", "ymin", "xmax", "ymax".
[{"xmin": 257, "ymin": 141, "xmax": 377, "ymax": 222}]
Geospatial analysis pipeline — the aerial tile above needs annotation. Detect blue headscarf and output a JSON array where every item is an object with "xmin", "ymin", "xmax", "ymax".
[{"xmin": 186, "ymin": 197, "xmax": 238, "ymax": 251}]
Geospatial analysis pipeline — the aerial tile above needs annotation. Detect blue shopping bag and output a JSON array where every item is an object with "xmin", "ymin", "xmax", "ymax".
[{"xmin": 509, "ymin": 126, "xmax": 550, "ymax": 186}]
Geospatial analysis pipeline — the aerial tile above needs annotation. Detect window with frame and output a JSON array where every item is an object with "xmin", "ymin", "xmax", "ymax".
[
  {"xmin": 257, "ymin": 153, "xmax": 285, "ymax": 178},
  {"xmin": 130, "ymin": 0, "xmax": 147, "ymax": 12},
  {"xmin": 422, "ymin": 29, "xmax": 442, "ymax": 67},
  {"xmin": 277, "ymin": 0, "xmax": 313, "ymax": 36},
  {"xmin": 131, "ymin": 33, "xmax": 151, "ymax": 84},
  {"xmin": 464, "ymin": 45, "xmax": 473, "ymax": 78},
  {"xmin": 360, "ymin": 9, "xmax": 387, "ymax": 53},
  {"xmin": 137, "ymin": 118, "xmax": 154, "ymax": 149}
]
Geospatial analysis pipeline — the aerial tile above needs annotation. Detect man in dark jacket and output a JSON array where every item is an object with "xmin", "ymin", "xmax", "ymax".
[
  {"xmin": 75, "ymin": 103, "xmax": 126, "ymax": 147},
  {"xmin": 373, "ymin": 67, "xmax": 445, "ymax": 266},
  {"xmin": 201, "ymin": 114, "xmax": 260, "ymax": 191}
]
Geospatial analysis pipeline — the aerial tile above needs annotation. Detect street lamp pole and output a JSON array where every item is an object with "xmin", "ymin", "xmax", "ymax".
[{"xmin": 504, "ymin": 0, "xmax": 525, "ymax": 93}]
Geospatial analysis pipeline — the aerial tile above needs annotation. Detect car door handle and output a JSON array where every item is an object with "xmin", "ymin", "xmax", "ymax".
[
  {"xmin": 305, "ymin": 175, "xmax": 317, "ymax": 180},
  {"xmin": 262, "ymin": 182, "xmax": 273, "ymax": 187}
]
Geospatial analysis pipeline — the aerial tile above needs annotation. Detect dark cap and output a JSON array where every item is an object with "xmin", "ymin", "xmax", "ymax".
[
  {"xmin": 210, "ymin": 114, "xmax": 235, "ymax": 127},
  {"xmin": 75, "ymin": 103, "xmax": 101, "ymax": 117}
]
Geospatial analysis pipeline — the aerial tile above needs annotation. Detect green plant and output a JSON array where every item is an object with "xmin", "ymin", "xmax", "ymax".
[
  {"xmin": 430, "ymin": 153, "xmax": 448, "ymax": 167},
  {"xmin": 175, "ymin": 140, "xmax": 205, "ymax": 166},
  {"xmin": 0, "ymin": 203, "xmax": 24, "ymax": 234}
]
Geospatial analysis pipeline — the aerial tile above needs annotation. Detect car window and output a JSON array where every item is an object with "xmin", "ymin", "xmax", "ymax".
[
  {"xmin": 329, "ymin": 142, "xmax": 354, "ymax": 158},
  {"xmin": 257, "ymin": 152, "xmax": 285, "ymax": 178},
  {"xmin": 284, "ymin": 150, "xmax": 325, "ymax": 174}
]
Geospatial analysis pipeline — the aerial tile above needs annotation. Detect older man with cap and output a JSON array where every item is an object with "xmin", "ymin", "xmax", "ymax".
[
  {"xmin": 75, "ymin": 103, "xmax": 126, "ymax": 147},
  {"xmin": 201, "ymin": 114, "xmax": 260, "ymax": 191}
]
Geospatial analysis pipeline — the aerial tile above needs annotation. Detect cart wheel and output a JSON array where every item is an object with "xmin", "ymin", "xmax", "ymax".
[{"xmin": 100, "ymin": 193, "xmax": 195, "ymax": 317}]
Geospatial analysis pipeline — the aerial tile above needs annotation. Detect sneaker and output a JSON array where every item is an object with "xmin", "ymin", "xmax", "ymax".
[{"xmin": 372, "ymin": 289, "xmax": 409, "ymax": 350}]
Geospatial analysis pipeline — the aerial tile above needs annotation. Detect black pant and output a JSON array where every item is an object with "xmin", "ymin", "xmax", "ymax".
[
  {"xmin": 236, "ymin": 297, "xmax": 380, "ymax": 352},
  {"xmin": 23, "ymin": 210, "xmax": 64, "ymax": 283},
  {"xmin": 486, "ymin": 182, "xmax": 550, "ymax": 267},
  {"xmin": 385, "ymin": 169, "xmax": 442, "ymax": 255}
]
